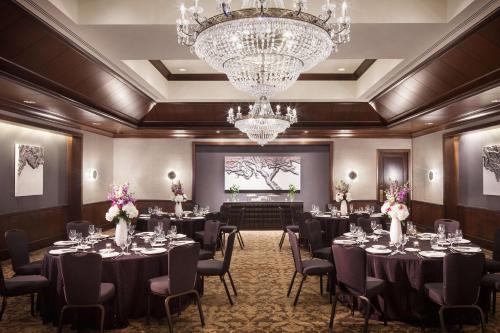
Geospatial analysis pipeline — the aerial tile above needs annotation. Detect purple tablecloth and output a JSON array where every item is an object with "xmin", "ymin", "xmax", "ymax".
[
  {"xmin": 40, "ymin": 235, "xmax": 196, "ymax": 328},
  {"xmin": 333, "ymin": 234, "xmax": 485, "ymax": 323},
  {"xmin": 136, "ymin": 216, "xmax": 206, "ymax": 239},
  {"xmin": 317, "ymin": 216, "xmax": 350, "ymax": 244}
]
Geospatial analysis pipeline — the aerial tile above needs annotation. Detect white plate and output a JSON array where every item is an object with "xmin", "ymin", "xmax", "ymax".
[
  {"xmin": 343, "ymin": 232, "xmax": 356, "ymax": 237},
  {"xmin": 137, "ymin": 232, "xmax": 155, "ymax": 236},
  {"xmin": 374, "ymin": 230, "xmax": 389, "ymax": 235},
  {"xmin": 54, "ymin": 240, "xmax": 77, "ymax": 246},
  {"xmin": 151, "ymin": 243, "xmax": 166, "ymax": 247},
  {"xmin": 189, "ymin": 216, "xmax": 205, "ymax": 220},
  {"xmin": 333, "ymin": 239, "xmax": 356, "ymax": 245},
  {"xmin": 431, "ymin": 246, "xmax": 447, "ymax": 251},
  {"xmin": 49, "ymin": 248, "xmax": 78, "ymax": 255},
  {"xmin": 93, "ymin": 234, "xmax": 109, "ymax": 239},
  {"xmin": 366, "ymin": 247, "xmax": 392, "ymax": 254},
  {"xmin": 453, "ymin": 246, "xmax": 482, "ymax": 253},
  {"xmin": 419, "ymin": 251, "xmax": 446, "ymax": 258},
  {"xmin": 437, "ymin": 241, "xmax": 450, "ymax": 246},
  {"xmin": 372, "ymin": 245, "xmax": 387, "ymax": 249},
  {"xmin": 170, "ymin": 234, "xmax": 187, "ymax": 239},
  {"xmin": 405, "ymin": 247, "xmax": 420, "ymax": 252},
  {"xmin": 456, "ymin": 239, "xmax": 471, "ymax": 244},
  {"xmin": 75, "ymin": 245, "xmax": 91, "ymax": 250},
  {"xmin": 418, "ymin": 233, "xmax": 436, "ymax": 237},
  {"xmin": 171, "ymin": 240, "xmax": 196, "ymax": 246},
  {"xmin": 141, "ymin": 248, "xmax": 167, "ymax": 255},
  {"xmin": 100, "ymin": 251, "xmax": 120, "ymax": 259}
]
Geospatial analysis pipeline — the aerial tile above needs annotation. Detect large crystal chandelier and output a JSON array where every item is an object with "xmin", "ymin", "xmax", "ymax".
[
  {"xmin": 176, "ymin": 0, "xmax": 351, "ymax": 144},
  {"xmin": 227, "ymin": 96, "xmax": 297, "ymax": 145}
]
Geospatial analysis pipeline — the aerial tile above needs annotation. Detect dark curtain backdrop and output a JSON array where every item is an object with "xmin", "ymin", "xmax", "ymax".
[{"xmin": 194, "ymin": 145, "xmax": 330, "ymax": 212}]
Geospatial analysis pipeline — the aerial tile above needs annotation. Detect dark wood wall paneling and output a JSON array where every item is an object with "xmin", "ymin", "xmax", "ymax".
[
  {"xmin": 0, "ymin": 1, "xmax": 154, "ymax": 126},
  {"xmin": 410, "ymin": 200, "xmax": 445, "ymax": 231},
  {"xmin": 81, "ymin": 201, "xmax": 110, "ymax": 228}
]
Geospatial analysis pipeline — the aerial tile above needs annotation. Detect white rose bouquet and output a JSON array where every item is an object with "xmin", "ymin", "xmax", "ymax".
[{"xmin": 105, "ymin": 183, "xmax": 138, "ymax": 223}]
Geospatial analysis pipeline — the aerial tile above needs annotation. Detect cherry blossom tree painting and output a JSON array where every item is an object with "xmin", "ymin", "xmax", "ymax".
[
  {"xmin": 483, "ymin": 144, "xmax": 500, "ymax": 195},
  {"xmin": 224, "ymin": 156, "xmax": 301, "ymax": 191},
  {"xmin": 15, "ymin": 144, "xmax": 44, "ymax": 196}
]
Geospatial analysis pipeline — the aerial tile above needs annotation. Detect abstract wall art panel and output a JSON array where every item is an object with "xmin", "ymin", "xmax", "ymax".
[
  {"xmin": 482, "ymin": 144, "xmax": 500, "ymax": 196},
  {"xmin": 224, "ymin": 155, "xmax": 301, "ymax": 191},
  {"xmin": 15, "ymin": 144, "xmax": 44, "ymax": 196}
]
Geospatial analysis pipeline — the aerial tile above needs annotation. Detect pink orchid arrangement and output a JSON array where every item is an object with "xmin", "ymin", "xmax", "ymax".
[
  {"xmin": 381, "ymin": 180, "xmax": 411, "ymax": 221},
  {"xmin": 171, "ymin": 180, "xmax": 188, "ymax": 202},
  {"xmin": 105, "ymin": 183, "xmax": 138, "ymax": 223}
]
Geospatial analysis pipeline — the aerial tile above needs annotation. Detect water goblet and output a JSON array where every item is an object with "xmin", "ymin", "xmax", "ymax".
[
  {"xmin": 349, "ymin": 203, "xmax": 354, "ymax": 213},
  {"xmin": 349, "ymin": 223, "xmax": 356, "ymax": 234},
  {"xmin": 69, "ymin": 229, "xmax": 77, "ymax": 242},
  {"xmin": 400, "ymin": 235, "xmax": 408, "ymax": 254},
  {"xmin": 76, "ymin": 233, "xmax": 83, "ymax": 247},
  {"xmin": 413, "ymin": 240, "xmax": 420, "ymax": 250},
  {"xmin": 370, "ymin": 220, "xmax": 377, "ymax": 233},
  {"xmin": 88, "ymin": 224, "xmax": 95, "ymax": 239},
  {"xmin": 437, "ymin": 224, "xmax": 445, "ymax": 236},
  {"xmin": 128, "ymin": 224, "xmax": 136, "ymax": 237},
  {"xmin": 455, "ymin": 229, "xmax": 463, "ymax": 243},
  {"xmin": 171, "ymin": 225, "xmax": 177, "ymax": 237},
  {"xmin": 430, "ymin": 235, "xmax": 438, "ymax": 249},
  {"xmin": 124, "ymin": 236, "xmax": 132, "ymax": 255},
  {"xmin": 105, "ymin": 242, "xmax": 112, "ymax": 253}
]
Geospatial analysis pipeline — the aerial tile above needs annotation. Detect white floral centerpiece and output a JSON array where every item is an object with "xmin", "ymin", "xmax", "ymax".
[
  {"xmin": 335, "ymin": 180, "xmax": 352, "ymax": 216},
  {"xmin": 105, "ymin": 183, "xmax": 138, "ymax": 246},
  {"xmin": 381, "ymin": 180, "xmax": 411, "ymax": 244},
  {"xmin": 171, "ymin": 180, "xmax": 188, "ymax": 218}
]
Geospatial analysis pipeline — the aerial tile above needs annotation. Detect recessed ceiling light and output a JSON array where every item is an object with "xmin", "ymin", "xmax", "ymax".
[
  {"xmin": 337, "ymin": 68, "xmax": 346, "ymax": 72},
  {"xmin": 23, "ymin": 100, "xmax": 36, "ymax": 104},
  {"xmin": 425, "ymin": 122, "xmax": 434, "ymax": 125},
  {"xmin": 178, "ymin": 68, "xmax": 187, "ymax": 72},
  {"xmin": 216, "ymin": 130, "xmax": 221, "ymax": 134},
  {"xmin": 92, "ymin": 122, "xmax": 101, "ymax": 126},
  {"xmin": 492, "ymin": 99, "xmax": 500, "ymax": 103}
]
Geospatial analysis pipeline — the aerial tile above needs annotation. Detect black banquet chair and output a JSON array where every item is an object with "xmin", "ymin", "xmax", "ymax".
[
  {"xmin": 278, "ymin": 207, "xmax": 299, "ymax": 251},
  {"xmin": 293, "ymin": 211, "xmax": 313, "ymax": 246},
  {"xmin": 197, "ymin": 231, "xmax": 238, "ymax": 305},
  {"xmin": 485, "ymin": 229, "xmax": 500, "ymax": 273},
  {"xmin": 4, "ymin": 229, "xmax": 42, "ymax": 275},
  {"xmin": 147, "ymin": 217, "xmax": 171, "ymax": 232},
  {"xmin": 433, "ymin": 219, "xmax": 460, "ymax": 234},
  {"xmin": 66, "ymin": 220, "xmax": 91, "ymax": 238},
  {"xmin": 287, "ymin": 230, "xmax": 333, "ymax": 306},
  {"xmin": 424, "ymin": 253, "xmax": 485, "ymax": 333},
  {"xmin": 58, "ymin": 252, "xmax": 116, "ymax": 333},
  {"xmin": 147, "ymin": 243, "xmax": 204, "ymax": 332},
  {"xmin": 198, "ymin": 220, "xmax": 220, "ymax": 260},
  {"xmin": 330, "ymin": 244, "xmax": 387, "ymax": 332},
  {"xmin": 305, "ymin": 219, "xmax": 332, "ymax": 261},
  {"xmin": 0, "ymin": 261, "xmax": 49, "ymax": 321},
  {"xmin": 220, "ymin": 208, "xmax": 245, "ymax": 250}
]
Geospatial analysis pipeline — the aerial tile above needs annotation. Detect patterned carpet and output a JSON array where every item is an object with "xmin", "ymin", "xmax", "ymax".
[{"xmin": 1, "ymin": 230, "xmax": 499, "ymax": 333}]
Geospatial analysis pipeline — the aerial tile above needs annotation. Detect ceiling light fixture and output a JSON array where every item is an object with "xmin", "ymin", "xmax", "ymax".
[
  {"xmin": 425, "ymin": 122, "xmax": 434, "ymax": 125},
  {"xmin": 177, "ymin": 0, "xmax": 351, "ymax": 144},
  {"xmin": 337, "ymin": 67, "xmax": 346, "ymax": 72},
  {"xmin": 178, "ymin": 68, "xmax": 187, "ymax": 72},
  {"xmin": 23, "ymin": 100, "xmax": 36, "ymax": 104}
]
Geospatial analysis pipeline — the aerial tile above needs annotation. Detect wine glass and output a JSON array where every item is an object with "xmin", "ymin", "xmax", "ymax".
[
  {"xmin": 69, "ymin": 229, "xmax": 77, "ymax": 242},
  {"xmin": 124, "ymin": 236, "xmax": 132, "ymax": 255},
  {"xmin": 148, "ymin": 207, "xmax": 153, "ymax": 215},
  {"xmin": 88, "ymin": 224, "xmax": 95, "ymax": 239},
  {"xmin": 349, "ymin": 203, "xmax": 354, "ymax": 213},
  {"xmin": 76, "ymin": 233, "xmax": 83, "ymax": 248},
  {"xmin": 437, "ymin": 224, "xmax": 445, "ymax": 236},
  {"xmin": 430, "ymin": 235, "xmax": 438, "ymax": 249},
  {"xmin": 370, "ymin": 220, "xmax": 377, "ymax": 233},
  {"xmin": 96, "ymin": 227, "xmax": 102, "ymax": 238},
  {"xmin": 400, "ymin": 235, "xmax": 408, "ymax": 254},
  {"xmin": 393, "ymin": 239, "xmax": 401, "ymax": 255},
  {"xmin": 455, "ymin": 229, "xmax": 463, "ymax": 243},
  {"xmin": 128, "ymin": 224, "xmax": 136, "ymax": 238},
  {"xmin": 118, "ymin": 240, "xmax": 127, "ymax": 255},
  {"xmin": 349, "ymin": 223, "xmax": 356, "ymax": 234},
  {"xmin": 171, "ymin": 225, "xmax": 177, "ymax": 238}
]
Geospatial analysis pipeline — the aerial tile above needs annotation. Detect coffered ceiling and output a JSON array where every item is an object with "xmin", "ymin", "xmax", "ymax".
[{"xmin": 0, "ymin": 0, "xmax": 499, "ymax": 139}]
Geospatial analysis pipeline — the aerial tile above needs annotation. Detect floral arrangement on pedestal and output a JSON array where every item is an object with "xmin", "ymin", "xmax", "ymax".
[
  {"xmin": 335, "ymin": 180, "xmax": 352, "ymax": 215},
  {"xmin": 288, "ymin": 184, "xmax": 298, "ymax": 202},
  {"xmin": 171, "ymin": 180, "xmax": 187, "ymax": 217},
  {"xmin": 229, "ymin": 184, "xmax": 240, "ymax": 202},
  {"xmin": 105, "ymin": 183, "xmax": 138, "ymax": 246},
  {"xmin": 381, "ymin": 180, "xmax": 411, "ymax": 244}
]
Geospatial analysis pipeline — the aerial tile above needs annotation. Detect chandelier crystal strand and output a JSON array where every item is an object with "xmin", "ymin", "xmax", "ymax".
[{"xmin": 227, "ymin": 96, "xmax": 297, "ymax": 146}]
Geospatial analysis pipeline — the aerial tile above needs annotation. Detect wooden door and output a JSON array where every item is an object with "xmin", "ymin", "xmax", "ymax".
[{"xmin": 377, "ymin": 150, "xmax": 410, "ymax": 203}]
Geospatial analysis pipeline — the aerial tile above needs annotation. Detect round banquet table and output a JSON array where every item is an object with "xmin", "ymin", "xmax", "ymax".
[
  {"xmin": 315, "ymin": 213, "xmax": 386, "ymax": 245},
  {"xmin": 333, "ymin": 233, "xmax": 486, "ymax": 324},
  {"xmin": 40, "ymin": 234, "xmax": 197, "ymax": 329},
  {"xmin": 136, "ymin": 215, "xmax": 206, "ymax": 238}
]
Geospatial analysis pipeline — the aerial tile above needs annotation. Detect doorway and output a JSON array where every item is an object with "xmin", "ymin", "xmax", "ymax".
[{"xmin": 377, "ymin": 149, "xmax": 410, "ymax": 203}]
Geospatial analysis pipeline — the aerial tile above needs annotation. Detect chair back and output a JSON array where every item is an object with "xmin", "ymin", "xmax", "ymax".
[
  {"xmin": 147, "ymin": 218, "xmax": 171, "ymax": 232},
  {"xmin": 202, "ymin": 220, "xmax": 220, "ymax": 252},
  {"xmin": 332, "ymin": 245, "xmax": 367, "ymax": 295},
  {"xmin": 287, "ymin": 230, "xmax": 304, "ymax": 273},
  {"xmin": 60, "ymin": 252, "xmax": 103, "ymax": 305},
  {"xmin": 434, "ymin": 219, "xmax": 460, "ymax": 234},
  {"xmin": 233, "ymin": 208, "xmax": 245, "ymax": 231},
  {"xmin": 222, "ymin": 231, "xmax": 237, "ymax": 273},
  {"xmin": 443, "ymin": 253, "xmax": 484, "ymax": 305},
  {"xmin": 305, "ymin": 219, "xmax": 323, "ymax": 251},
  {"xmin": 5, "ymin": 229, "xmax": 30, "ymax": 274},
  {"xmin": 294, "ymin": 211, "xmax": 312, "ymax": 240},
  {"xmin": 205, "ymin": 212, "xmax": 222, "ymax": 222},
  {"xmin": 66, "ymin": 221, "xmax": 91, "ymax": 238},
  {"xmin": 168, "ymin": 242, "xmax": 201, "ymax": 295},
  {"xmin": 278, "ymin": 207, "xmax": 288, "ymax": 232},
  {"xmin": 357, "ymin": 216, "xmax": 372, "ymax": 233},
  {"xmin": 0, "ymin": 262, "xmax": 7, "ymax": 295},
  {"xmin": 493, "ymin": 229, "xmax": 500, "ymax": 261}
]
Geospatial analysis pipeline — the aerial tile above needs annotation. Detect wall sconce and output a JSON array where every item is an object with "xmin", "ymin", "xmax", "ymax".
[
  {"xmin": 428, "ymin": 169, "xmax": 438, "ymax": 182},
  {"xmin": 167, "ymin": 170, "xmax": 176, "ymax": 183},
  {"xmin": 87, "ymin": 168, "xmax": 98, "ymax": 181},
  {"xmin": 347, "ymin": 170, "xmax": 358, "ymax": 181}
]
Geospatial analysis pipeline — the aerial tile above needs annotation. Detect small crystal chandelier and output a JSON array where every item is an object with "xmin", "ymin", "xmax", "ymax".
[{"xmin": 227, "ymin": 96, "xmax": 297, "ymax": 146}]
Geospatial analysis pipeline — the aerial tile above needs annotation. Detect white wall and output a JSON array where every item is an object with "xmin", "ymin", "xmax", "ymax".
[
  {"xmin": 411, "ymin": 131, "xmax": 444, "ymax": 204},
  {"xmin": 332, "ymin": 138, "xmax": 412, "ymax": 200},
  {"xmin": 113, "ymin": 138, "xmax": 193, "ymax": 200},
  {"xmin": 82, "ymin": 131, "xmax": 114, "ymax": 204}
]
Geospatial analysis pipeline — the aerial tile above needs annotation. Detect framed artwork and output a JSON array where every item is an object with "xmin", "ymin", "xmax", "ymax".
[
  {"xmin": 482, "ymin": 144, "xmax": 500, "ymax": 195},
  {"xmin": 15, "ymin": 144, "xmax": 45, "ymax": 196},
  {"xmin": 224, "ymin": 155, "xmax": 301, "ymax": 191}
]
